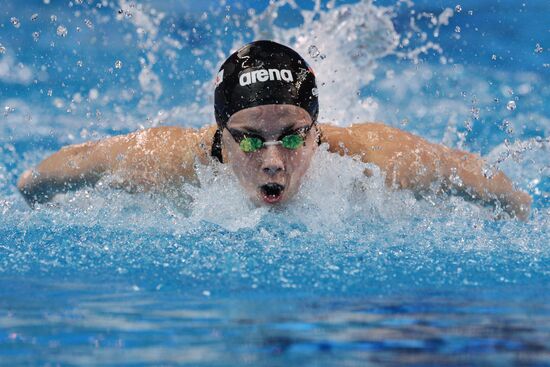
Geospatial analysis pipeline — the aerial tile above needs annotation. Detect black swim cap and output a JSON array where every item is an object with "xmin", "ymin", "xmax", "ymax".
[{"xmin": 214, "ymin": 40, "xmax": 318, "ymax": 128}]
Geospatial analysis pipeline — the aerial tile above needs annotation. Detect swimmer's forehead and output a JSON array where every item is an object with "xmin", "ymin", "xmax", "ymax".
[{"xmin": 227, "ymin": 105, "xmax": 311, "ymax": 132}]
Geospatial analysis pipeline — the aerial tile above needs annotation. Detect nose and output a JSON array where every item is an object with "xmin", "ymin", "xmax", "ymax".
[{"xmin": 261, "ymin": 146, "xmax": 285, "ymax": 176}]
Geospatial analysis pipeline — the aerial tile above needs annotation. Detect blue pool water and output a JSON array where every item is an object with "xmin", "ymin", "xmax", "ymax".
[{"xmin": 1, "ymin": 0, "xmax": 549, "ymax": 365}]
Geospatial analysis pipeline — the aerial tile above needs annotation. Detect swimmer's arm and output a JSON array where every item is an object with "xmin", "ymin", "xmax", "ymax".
[
  {"xmin": 432, "ymin": 145, "xmax": 532, "ymax": 220},
  {"xmin": 17, "ymin": 140, "xmax": 112, "ymax": 205},
  {"xmin": 17, "ymin": 126, "xmax": 213, "ymax": 206},
  {"xmin": 322, "ymin": 123, "xmax": 531, "ymax": 220}
]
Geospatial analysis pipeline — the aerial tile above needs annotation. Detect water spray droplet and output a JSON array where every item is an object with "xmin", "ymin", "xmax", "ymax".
[
  {"xmin": 307, "ymin": 45, "xmax": 325, "ymax": 60},
  {"xmin": 31, "ymin": 14, "xmax": 38, "ymax": 21},
  {"xmin": 11, "ymin": 17, "xmax": 21, "ymax": 28},
  {"xmin": 56, "ymin": 25, "xmax": 68, "ymax": 37},
  {"xmin": 499, "ymin": 119, "xmax": 511, "ymax": 131},
  {"xmin": 506, "ymin": 100, "xmax": 516, "ymax": 111},
  {"xmin": 84, "ymin": 19, "xmax": 93, "ymax": 29},
  {"xmin": 50, "ymin": 15, "xmax": 57, "ymax": 23},
  {"xmin": 32, "ymin": 32, "xmax": 40, "ymax": 42},
  {"xmin": 114, "ymin": 60, "xmax": 123, "ymax": 69},
  {"xmin": 534, "ymin": 43, "xmax": 543, "ymax": 53},
  {"xmin": 454, "ymin": 26, "xmax": 461, "ymax": 33},
  {"xmin": 483, "ymin": 165, "xmax": 495, "ymax": 179},
  {"xmin": 491, "ymin": 54, "xmax": 497, "ymax": 61},
  {"xmin": 0, "ymin": 45, "xmax": 5, "ymax": 54},
  {"xmin": 76, "ymin": 60, "xmax": 83, "ymax": 67},
  {"xmin": 468, "ymin": 10, "xmax": 474, "ymax": 15},
  {"xmin": 455, "ymin": 5, "xmax": 462, "ymax": 13},
  {"xmin": 4, "ymin": 105, "xmax": 15, "ymax": 117},
  {"xmin": 470, "ymin": 107, "xmax": 480, "ymax": 120},
  {"xmin": 308, "ymin": 45, "xmax": 320, "ymax": 58}
]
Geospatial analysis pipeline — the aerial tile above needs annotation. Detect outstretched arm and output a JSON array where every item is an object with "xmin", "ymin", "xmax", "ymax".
[
  {"xmin": 17, "ymin": 126, "xmax": 214, "ymax": 206},
  {"xmin": 321, "ymin": 123, "xmax": 532, "ymax": 220}
]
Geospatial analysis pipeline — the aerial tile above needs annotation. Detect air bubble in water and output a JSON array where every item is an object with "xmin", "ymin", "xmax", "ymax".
[
  {"xmin": 0, "ymin": 45, "xmax": 5, "ymax": 54},
  {"xmin": 77, "ymin": 60, "xmax": 83, "ymax": 67},
  {"xmin": 43, "ymin": 0, "xmax": 50, "ymax": 3},
  {"xmin": 47, "ymin": 89, "xmax": 53, "ymax": 97},
  {"xmin": 491, "ymin": 54, "xmax": 497, "ymax": 61},
  {"xmin": 468, "ymin": 10, "xmax": 473, "ymax": 15},
  {"xmin": 454, "ymin": 26, "xmax": 461, "ymax": 33},
  {"xmin": 114, "ymin": 60, "xmax": 123, "ymax": 69},
  {"xmin": 75, "ymin": 0, "xmax": 83, "ymax": 4},
  {"xmin": 31, "ymin": 14, "xmax": 39, "ymax": 21},
  {"xmin": 57, "ymin": 25, "xmax": 68, "ymax": 37},
  {"xmin": 11, "ymin": 17, "xmax": 21, "ymax": 28},
  {"xmin": 50, "ymin": 15, "xmax": 57, "ymax": 22},
  {"xmin": 455, "ymin": 5, "xmax": 462, "ymax": 13},
  {"xmin": 32, "ymin": 32, "xmax": 40, "ymax": 42},
  {"xmin": 534, "ymin": 43, "xmax": 543, "ymax": 53},
  {"xmin": 506, "ymin": 100, "xmax": 516, "ymax": 111},
  {"xmin": 84, "ymin": 19, "xmax": 93, "ymax": 29}
]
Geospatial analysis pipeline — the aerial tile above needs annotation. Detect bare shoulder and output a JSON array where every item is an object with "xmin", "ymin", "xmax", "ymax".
[
  {"xmin": 318, "ymin": 122, "xmax": 447, "ymax": 188},
  {"xmin": 106, "ymin": 125, "xmax": 217, "ymax": 190},
  {"xmin": 319, "ymin": 122, "xmax": 430, "ymax": 158}
]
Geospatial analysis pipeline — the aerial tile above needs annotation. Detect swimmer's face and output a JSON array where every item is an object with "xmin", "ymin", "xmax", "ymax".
[{"xmin": 222, "ymin": 104, "xmax": 318, "ymax": 205}]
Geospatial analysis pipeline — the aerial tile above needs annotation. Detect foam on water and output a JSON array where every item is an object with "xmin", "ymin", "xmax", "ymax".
[
  {"xmin": 1, "ymin": 145, "xmax": 548, "ymax": 294},
  {"xmin": 0, "ymin": 0, "xmax": 548, "ymax": 295}
]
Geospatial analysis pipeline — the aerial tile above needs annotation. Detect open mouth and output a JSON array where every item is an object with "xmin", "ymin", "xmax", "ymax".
[{"xmin": 260, "ymin": 183, "xmax": 285, "ymax": 204}]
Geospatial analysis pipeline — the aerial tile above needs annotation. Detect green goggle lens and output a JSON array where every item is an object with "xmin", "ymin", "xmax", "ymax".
[
  {"xmin": 237, "ymin": 134, "xmax": 305, "ymax": 153},
  {"xmin": 239, "ymin": 137, "xmax": 264, "ymax": 152},
  {"xmin": 281, "ymin": 134, "xmax": 304, "ymax": 149}
]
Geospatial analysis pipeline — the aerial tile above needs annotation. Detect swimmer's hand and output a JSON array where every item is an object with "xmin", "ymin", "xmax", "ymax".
[{"xmin": 490, "ymin": 189, "xmax": 532, "ymax": 221}]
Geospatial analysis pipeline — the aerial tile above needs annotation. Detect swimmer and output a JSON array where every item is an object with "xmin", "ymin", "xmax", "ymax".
[{"xmin": 17, "ymin": 40, "xmax": 532, "ymax": 220}]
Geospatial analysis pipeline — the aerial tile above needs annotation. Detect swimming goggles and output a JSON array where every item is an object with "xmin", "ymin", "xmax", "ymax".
[{"xmin": 226, "ymin": 123, "xmax": 315, "ymax": 153}]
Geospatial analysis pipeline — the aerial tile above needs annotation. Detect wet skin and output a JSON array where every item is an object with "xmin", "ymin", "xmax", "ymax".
[
  {"xmin": 221, "ymin": 105, "xmax": 317, "ymax": 205},
  {"xmin": 17, "ymin": 104, "xmax": 532, "ymax": 220}
]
